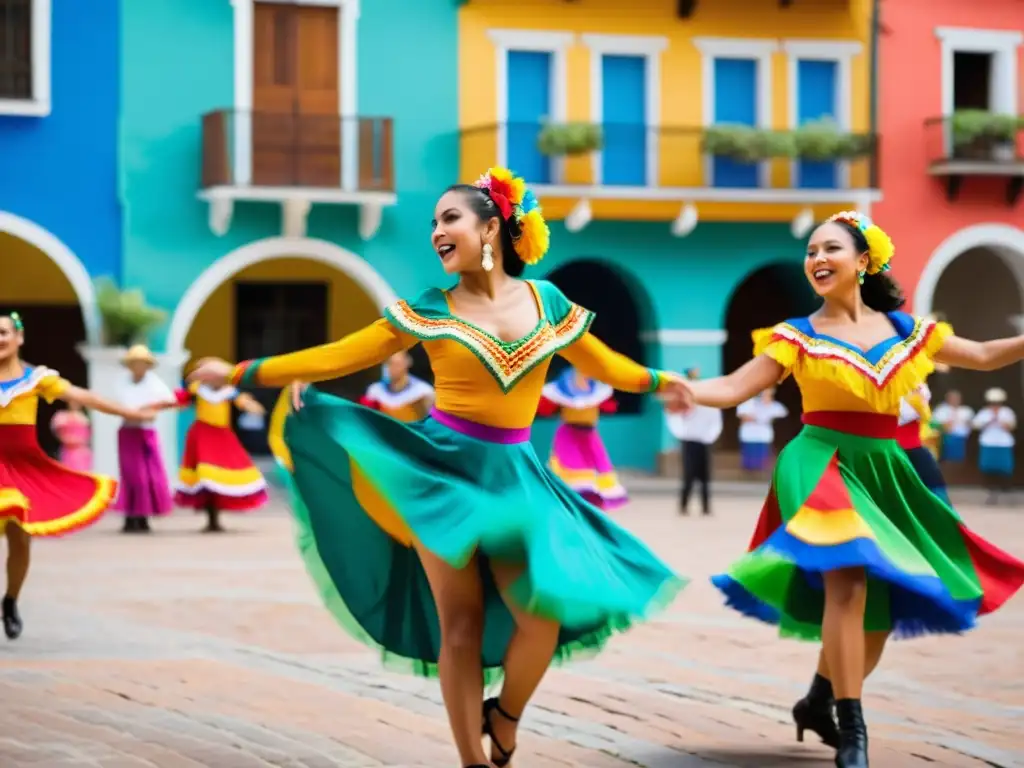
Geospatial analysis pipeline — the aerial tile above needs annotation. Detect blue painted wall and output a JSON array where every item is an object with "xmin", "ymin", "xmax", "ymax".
[{"xmin": 0, "ymin": 0, "xmax": 121, "ymax": 279}]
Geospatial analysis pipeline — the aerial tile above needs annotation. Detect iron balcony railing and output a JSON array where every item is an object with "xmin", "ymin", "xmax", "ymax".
[
  {"xmin": 923, "ymin": 114, "xmax": 1024, "ymax": 167},
  {"xmin": 201, "ymin": 109, "xmax": 395, "ymax": 192}
]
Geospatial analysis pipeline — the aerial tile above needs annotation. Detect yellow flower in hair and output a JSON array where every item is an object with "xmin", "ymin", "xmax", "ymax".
[
  {"xmin": 863, "ymin": 225, "xmax": 894, "ymax": 274},
  {"xmin": 515, "ymin": 209, "xmax": 550, "ymax": 265}
]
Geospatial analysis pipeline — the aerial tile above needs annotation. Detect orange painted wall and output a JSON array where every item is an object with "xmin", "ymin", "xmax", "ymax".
[{"xmin": 874, "ymin": 0, "xmax": 1024, "ymax": 309}]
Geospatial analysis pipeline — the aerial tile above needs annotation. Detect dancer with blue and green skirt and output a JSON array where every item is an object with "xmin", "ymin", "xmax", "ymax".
[
  {"xmin": 187, "ymin": 167, "xmax": 689, "ymax": 768},
  {"xmin": 681, "ymin": 211, "xmax": 1024, "ymax": 768}
]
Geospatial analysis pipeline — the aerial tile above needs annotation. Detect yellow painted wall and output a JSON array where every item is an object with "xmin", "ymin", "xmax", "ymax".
[
  {"xmin": 0, "ymin": 232, "xmax": 78, "ymax": 303},
  {"xmin": 183, "ymin": 257, "xmax": 381, "ymax": 369},
  {"xmin": 459, "ymin": 0, "xmax": 872, "ymax": 222}
]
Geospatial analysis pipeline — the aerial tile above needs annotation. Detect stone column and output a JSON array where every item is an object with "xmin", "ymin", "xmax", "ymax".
[{"xmin": 77, "ymin": 345, "xmax": 190, "ymax": 483}]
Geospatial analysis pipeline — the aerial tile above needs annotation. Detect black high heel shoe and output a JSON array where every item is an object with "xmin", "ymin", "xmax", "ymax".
[
  {"xmin": 3, "ymin": 595, "xmax": 22, "ymax": 640},
  {"xmin": 835, "ymin": 699, "xmax": 869, "ymax": 767},
  {"xmin": 482, "ymin": 697, "xmax": 518, "ymax": 767},
  {"xmin": 793, "ymin": 673, "xmax": 840, "ymax": 748}
]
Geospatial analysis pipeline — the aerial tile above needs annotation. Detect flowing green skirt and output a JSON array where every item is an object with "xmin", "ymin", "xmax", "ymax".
[
  {"xmin": 274, "ymin": 386, "xmax": 685, "ymax": 681},
  {"xmin": 712, "ymin": 412, "xmax": 1024, "ymax": 640}
]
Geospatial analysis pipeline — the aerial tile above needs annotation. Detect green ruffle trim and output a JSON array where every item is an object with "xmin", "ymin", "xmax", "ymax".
[{"xmin": 280, "ymin": 464, "xmax": 685, "ymax": 686}]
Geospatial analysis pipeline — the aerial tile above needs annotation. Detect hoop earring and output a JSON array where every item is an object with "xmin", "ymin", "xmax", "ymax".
[
  {"xmin": 857, "ymin": 270, "xmax": 866, "ymax": 285},
  {"xmin": 481, "ymin": 243, "xmax": 494, "ymax": 272}
]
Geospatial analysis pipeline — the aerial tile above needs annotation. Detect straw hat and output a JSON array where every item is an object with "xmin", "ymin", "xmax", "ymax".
[
  {"xmin": 985, "ymin": 387, "xmax": 1007, "ymax": 404},
  {"xmin": 121, "ymin": 344, "xmax": 157, "ymax": 368}
]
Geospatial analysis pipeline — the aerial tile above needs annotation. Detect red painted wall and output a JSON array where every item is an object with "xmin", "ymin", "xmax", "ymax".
[{"xmin": 873, "ymin": 0, "xmax": 1024, "ymax": 309}]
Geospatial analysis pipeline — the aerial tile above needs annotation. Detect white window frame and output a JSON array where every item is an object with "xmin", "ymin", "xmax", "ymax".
[
  {"xmin": 693, "ymin": 37, "xmax": 778, "ymax": 188},
  {"xmin": 0, "ymin": 0, "xmax": 51, "ymax": 117},
  {"xmin": 581, "ymin": 33, "xmax": 668, "ymax": 187},
  {"xmin": 231, "ymin": 0, "xmax": 360, "ymax": 190},
  {"xmin": 783, "ymin": 40, "xmax": 862, "ymax": 189},
  {"xmin": 488, "ymin": 28, "xmax": 573, "ymax": 184},
  {"xmin": 937, "ymin": 27, "xmax": 1022, "ymax": 116}
]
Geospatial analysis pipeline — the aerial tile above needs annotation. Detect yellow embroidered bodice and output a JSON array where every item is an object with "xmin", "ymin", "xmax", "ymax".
[
  {"xmin": 181, "ymin": 381, "xmax": 240, "ymax": 428},
  {"xmin": 0, "ymin": 366, "xmax": 70, "ymax": 426},
  {"xmin": 234, "ymin": 280, "xmax": 667, "ymax": 429},
  {"xmin": 753, "ymin": 312, "xmax": 952, "ymax": 416}
]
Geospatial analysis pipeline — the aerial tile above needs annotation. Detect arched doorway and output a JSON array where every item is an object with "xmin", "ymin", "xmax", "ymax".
[
  {"xmin": 166, "ymin": 237, "xmax": 399, "ymax": 458},
  {"xmin": 0, "ymin": 214, "xmax": 98, "ymax": 457},
  {"xmin": 543, "ymin": 259, "xmax": 652, "ymax": 415},
  {"xmin": 721, "ymin": 262, "xmax": 819, "ymax": 453}
]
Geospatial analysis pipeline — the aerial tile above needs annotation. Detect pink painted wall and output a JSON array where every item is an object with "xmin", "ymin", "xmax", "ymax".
[{"xmin": 873, "ymin": 0, "xmax": 1024, "ymax": 308}]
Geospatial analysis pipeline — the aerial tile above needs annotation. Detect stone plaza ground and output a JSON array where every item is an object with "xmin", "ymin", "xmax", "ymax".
[{"xmin": 1, "ymin": 488, "xmax": 1021, "ymax": 767}]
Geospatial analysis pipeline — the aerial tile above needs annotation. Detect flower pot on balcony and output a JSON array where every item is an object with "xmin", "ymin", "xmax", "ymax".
[
  {"xmin": 950, "ymin": 110, "xmax": 1020, "ymax": 161},
  {"xmin": 702, "ymin": 125, "xmax": 796, "ymax": 162},
  {"xmin": 793, "ymin": 119, "xmax": 874, "ymax": 161},
  {"xmin": 537, "ymin": 122, "xmax": 604, "ymax": 157}
]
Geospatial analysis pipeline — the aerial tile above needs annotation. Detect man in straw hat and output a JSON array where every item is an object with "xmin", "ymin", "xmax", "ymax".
[
  {"xmin": 113, "ymin": 345, "xmax": 176, "ymax": 532},
  {"xmin": 972, "ymin": 387, "xmax": 1017, "ymax": 505}
]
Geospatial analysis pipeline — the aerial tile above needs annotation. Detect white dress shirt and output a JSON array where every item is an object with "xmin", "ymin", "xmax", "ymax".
[
  {"xmin": 973, "ymin": 406, "xmax": 1016, "ymax": 448},
  {"xmin": 667, "ymin": 406, "xmax": 723, "ymax": 445},
  {"xmin": 736, "ymin": 398, "xmax": 788, "ymax": 444},
  {"xmin": 933, "ymin": 402, "xmax": 975, "ymax": 437}
]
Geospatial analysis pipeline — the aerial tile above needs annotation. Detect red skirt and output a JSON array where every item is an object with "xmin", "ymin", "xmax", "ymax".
[
  {"xmin": 0, "ymin": 424, "xmax": 115, "ymax": 536},
  {"xmin": 173, "ymin": 421, "xmax": 268, "ymax": 512}
]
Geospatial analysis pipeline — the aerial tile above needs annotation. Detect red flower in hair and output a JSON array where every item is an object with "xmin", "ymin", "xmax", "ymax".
[{"xmin": 488, "ymin": 190, "xmax": 513, "ymax": 220}]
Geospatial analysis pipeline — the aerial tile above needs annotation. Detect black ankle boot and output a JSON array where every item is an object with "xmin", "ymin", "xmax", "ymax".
[
  {"xmin": 2, "ymin": 595, "xmax": 22, "ymax": 640},
  {"xmin": 835, "ymin": 699, "xmax": 869, "ymax": 767},
  {"xmin": 793, "ymin": 673, "xmax": 839, "ymax": 747}
]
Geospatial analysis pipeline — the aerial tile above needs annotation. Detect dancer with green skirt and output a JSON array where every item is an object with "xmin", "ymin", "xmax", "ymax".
[
  {"xmin": 681, "ymin": 211, "xmax": 1024, "ymax": 768},
  {"xmin": 188, "ymin": 167, "xmax": 689, "ymax": 768}
]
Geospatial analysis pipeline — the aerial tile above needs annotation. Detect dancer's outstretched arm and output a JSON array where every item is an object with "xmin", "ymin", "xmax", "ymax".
[
  {"xmin": 59, "ymin": 384, "xmax": 155, "ymax": 421},
  {"xmin": 685, "ymin": 355, "xmax": 785, "ymax": 410},
  {"xmin": 189, "ymin": 319, "xmax": 417, "ymax": 389},
  {"xmin": 935, "ymin": 334, "xmax": 1024, "ymax": 371}
]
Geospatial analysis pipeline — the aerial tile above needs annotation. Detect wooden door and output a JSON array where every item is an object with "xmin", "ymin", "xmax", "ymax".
[
  {"xmin": 252, "ymin": 3, "xmax": 340, "ymax": 187},
  {"xmin": 234, "ymin": 282, "xmax": 329, "ymax": 455}
]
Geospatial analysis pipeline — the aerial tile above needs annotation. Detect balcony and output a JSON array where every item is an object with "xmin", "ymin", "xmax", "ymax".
[
  {"xmin": 461, "ymin": 122, "xmax": 881, "ymax": 232},
  {"xmin": 199, "ymin": 109, "xmax": 397, "ymax": 240},
  {"xmin": 924, "ymin": 115, "xmax": 1024, "ymax": 205}
]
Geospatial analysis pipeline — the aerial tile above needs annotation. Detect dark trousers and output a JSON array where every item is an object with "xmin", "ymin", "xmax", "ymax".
[{"xmin": 681, "ymin": 440, "xmax": 711, "ymax": 514}]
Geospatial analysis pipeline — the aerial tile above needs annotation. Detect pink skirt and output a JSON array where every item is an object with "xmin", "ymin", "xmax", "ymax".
[
  {"xmin": 59, "ymin": 445, "xmax": 93, "ymax": 473},
  {"xmin": 548, "ymin": 423, "xmax": 628, "ymax": 511},
  {"xmin": 113, "ymin": 426, "xmax": 174, "ymax": 517}
]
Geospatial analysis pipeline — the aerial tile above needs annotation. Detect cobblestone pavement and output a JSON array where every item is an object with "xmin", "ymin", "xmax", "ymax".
[{"xmin": 1, "ymin": 492, "xmax": 1022, "ymax": 767}]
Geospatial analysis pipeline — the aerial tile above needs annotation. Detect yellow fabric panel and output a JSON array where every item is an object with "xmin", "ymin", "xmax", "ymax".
[{"xmin": 786, "ymin": 506, "xmax": 875, "ymax": 546}]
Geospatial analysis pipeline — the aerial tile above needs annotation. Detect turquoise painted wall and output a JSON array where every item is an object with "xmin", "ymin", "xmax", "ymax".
[
  {"xmin": 525, "ymin": 219, "xmax": 805, "ymax": 470},
  {"xmin": 118, "ymin": 0, "xmax": 460, "ymax": 450}
]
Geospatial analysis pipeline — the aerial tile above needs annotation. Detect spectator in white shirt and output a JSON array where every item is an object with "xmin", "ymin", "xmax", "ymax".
[
  {"xmin": 933, "ymin": 389, "xmax": 973, "ymax": 464},
  {"xmin": 973, "ymin": 387, "xmax": 1016, "ymax": 504},
  {"xmin": 736, "ymin": 387, "xmax": 788, "ymax": 472},
  {"xmin": 665, "ymin": 368, "xmax": 722, "ymax": 516}
]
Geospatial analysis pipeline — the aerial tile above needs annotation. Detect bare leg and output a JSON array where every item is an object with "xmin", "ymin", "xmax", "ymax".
[
  {"xmin": 813, "ymin": 630, "xmax": 889, "ymax": 683},
  {"xmin": 414, "ymin": 542, "xmax": 490, "ymax": 767},
  {"xmin": 485, "ymin": 560, "xmax": 561, "ymax": 764},
  {"xmin": 3, "ymin": 523, "xmax": 30, "ymax": 639},
  {"xmin": 823, "ymin": 568, "xmax": 869, "ymax": 765}
]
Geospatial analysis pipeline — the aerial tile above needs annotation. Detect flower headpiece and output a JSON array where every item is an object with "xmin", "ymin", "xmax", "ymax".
[
  {"xmin": 6, "ymin": 311, "xmax": 23, "ymax": 332},
  {"xmin": 473, "ymin": 166, "xmax": 550, "ymax": 265},
  {"xmin": 827, "ymin": 210, "xmax": 894, "ymax": 275}
]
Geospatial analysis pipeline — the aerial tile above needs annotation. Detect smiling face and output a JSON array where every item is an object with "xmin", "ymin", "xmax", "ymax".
[
  {"xmin": 431, "ymin": 189, "xmax": 502, "ymax": 275},
  {"xmin": 0, "ymin": 316, "xmax": 23, "ymax": 364},
  {"xmin": 805, "ymin": 221, "xmax": 870, "ymax": 300}
]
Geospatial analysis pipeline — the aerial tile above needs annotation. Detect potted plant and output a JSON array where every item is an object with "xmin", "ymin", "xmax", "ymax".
[
  {"xmin": 94, "ymin": 277, "xmax": 167, "ymax": 347},
  {"xmin": 793, "ymin": 119, "xmax": 874, "ymax": 161},
  {"xmin": 950, "ymin": 110, "xmax": 1021, "ymax": 161},
  {"xmin": 702, "ymin": 125, "xmax": 796, "ymax": 162},
  {"xmin": 536, "ymin": 121, "xmax": 604, "ymax": 157}
]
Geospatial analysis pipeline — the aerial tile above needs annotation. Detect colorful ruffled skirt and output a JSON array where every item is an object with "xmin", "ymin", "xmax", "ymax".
[
  {"xmin": 271, "ymin": 386, "xmax": 684, "ymax": 681},
  {"xmin": 114, "ymin": 426, "xmax": 174, "ymax": 517},
  {"xmin": 174, "ymin": 421, "xmax": 268, "ymax": 511},
  {"xmin": 712, "ymin": 412, "xmax": 1024, "ymax": 639},
  {"xmin": 0, "ymin": 425, "xmax": 115, "ymax": 536},
  {"xmin": 548, "ymin": 423, "xmax": 628, "ymax": 510}
]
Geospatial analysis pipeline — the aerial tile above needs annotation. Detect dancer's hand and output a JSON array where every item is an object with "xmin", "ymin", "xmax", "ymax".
[
  {"xmin": 660, "ymin": 374, "xmax": 693, "ymax": 413},
  {"xmin": 290, "ymin": 382, "xmax": 308, "ymax": 411},
  {"xmin": 136, "ymin": 407, "xmax": 160, "ymax": 421},
  {"xmin": 187, "ymin": 358, "xmax": 233, "ymax": 388}
]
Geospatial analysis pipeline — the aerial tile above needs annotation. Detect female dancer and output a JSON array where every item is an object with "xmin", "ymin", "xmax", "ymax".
[
  {"xmin": 189, "ymin": 167, "xmax": 688, "ymax": 768},
  {"xmin": 679, "ymin": 212, "xmax": 1024, "ymax": 767},
  {"xmin": 0, "ymin": 311, "xmax": 154, "ymax": 638},
  {"xmin": 537, "ymin": 366, "xmax": 628, "ymax": 510},
  {"xmin": 51, "ymin": 400, "xmax": 92, "ymax": 470},
  {"xmin": 360, "ymin": 351, "xmax": 434, "ymax": 422},
  {"xmin": 114, "ymin": 344, "xmax": 176, "ymax": 533},
  {"xmin": 155, "ymin": 378, "xmax": 268, "ymax": 532}
]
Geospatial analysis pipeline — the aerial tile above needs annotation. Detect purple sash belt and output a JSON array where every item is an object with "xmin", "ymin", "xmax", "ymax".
[{"xmin": 429, "ymin": 407, "xmax": 531, "ymax": 444}]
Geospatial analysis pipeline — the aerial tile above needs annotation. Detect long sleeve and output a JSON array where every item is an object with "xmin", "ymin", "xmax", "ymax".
[
  {"xmin": 558, "ymin": 333, "xmax": 663, "ymax": 394},
  {"xmin": 231, "ymin": 318, "xmax": 416, "ymax": 389}
]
